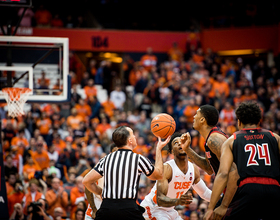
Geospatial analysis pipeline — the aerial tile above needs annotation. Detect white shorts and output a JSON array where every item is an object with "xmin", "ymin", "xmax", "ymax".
[{"xmin": 140, "ymin": 198, "xmax": 182, "ymax": 220}]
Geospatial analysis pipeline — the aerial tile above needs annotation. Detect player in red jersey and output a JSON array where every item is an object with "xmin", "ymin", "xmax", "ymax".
[
  {"xmin": 181, "ymin": 105, "xmax": 239, "ymax": 219},
  {"xmin": 204, "ymin": 102, "xmax": 280, "ymax": 220}
]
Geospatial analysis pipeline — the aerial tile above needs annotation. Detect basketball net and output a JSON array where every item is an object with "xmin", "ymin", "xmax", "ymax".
[{"xmin": 2, "ymin": 88, "xmax": 32, "ymax": 118}]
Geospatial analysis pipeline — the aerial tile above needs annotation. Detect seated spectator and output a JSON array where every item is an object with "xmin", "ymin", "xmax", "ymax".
[
  {"xmin": 240, "ymin": 86, "xmax": 257, "ymax": 102},
  {"xmin": 101, "ymin": 97, "xmax": 116, "ymax": 118},
  {"xmin": 95, "ymin": 117, "xmax": 111, "ymax": 137},
  {"xmin": 84, "ymin": 78, "xmax": 98, "ymax": 101},
  {"xmin": 66, "ymin": 108, "xmax": 85, "ymax": 130},
  {"xmin": 37, "ymin": 71, "xmax": 50, "ymax": 88},
  {"xmin": 208, "ymin": 74, "xmax": 230, "ymax": 99},
  {"xmin": 45, "ymin": 177, "xmax": 68, "ymax": 218},
  {"xmin": 31, "ymin": 141, "xmax": 50, "ymax": 170},
  {"xmin": 74, "ymin": 98, "xmax": 92, "ymax": 120}
]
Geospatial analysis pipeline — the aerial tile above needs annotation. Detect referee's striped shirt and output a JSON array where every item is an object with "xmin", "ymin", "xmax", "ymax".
[{"xmin": 94, "ymin": 149, "xmax": 155, "ymax": 200}]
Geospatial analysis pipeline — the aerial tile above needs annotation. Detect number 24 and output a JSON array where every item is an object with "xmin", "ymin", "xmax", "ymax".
[{"xmin": 245, "ymin": 143, "xmax": 271, "ymax": 166}]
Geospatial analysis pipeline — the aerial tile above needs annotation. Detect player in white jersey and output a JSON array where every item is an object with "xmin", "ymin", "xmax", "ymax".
[{"xmin": 140, "ymin": 132, "xmax": 212, "ymax": 220}]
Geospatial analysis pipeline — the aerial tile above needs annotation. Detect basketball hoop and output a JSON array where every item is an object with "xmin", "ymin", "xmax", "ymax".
[{"xmin": 2, "ymin": 88, "xmax": 32, "ymax": 118}]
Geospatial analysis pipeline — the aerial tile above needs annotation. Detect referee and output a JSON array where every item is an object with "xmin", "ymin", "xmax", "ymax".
[{"xmin": 83, "ymin": 126, "xmax": 171, "ymax": 220}]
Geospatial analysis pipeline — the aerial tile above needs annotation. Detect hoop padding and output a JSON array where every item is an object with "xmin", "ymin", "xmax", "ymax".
[{"xmin": 2, "ymin": 88, "xmax": 32, "ymax": 118}]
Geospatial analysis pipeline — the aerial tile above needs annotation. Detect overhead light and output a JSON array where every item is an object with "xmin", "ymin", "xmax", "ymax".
[{"xmin": 217, "ymin": 49, "xmax": 267, "ymax": 56}]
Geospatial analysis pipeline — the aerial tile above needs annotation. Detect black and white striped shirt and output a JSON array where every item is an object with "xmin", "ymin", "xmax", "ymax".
[{"xmin": 94, "ymin": 149, "xmax": 154, "ymax": 199}]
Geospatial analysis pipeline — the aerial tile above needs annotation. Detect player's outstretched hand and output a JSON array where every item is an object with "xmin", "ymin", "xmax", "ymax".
[
  {"xmin": 156, "ymin": 136, "xmax": 171, "ymax": 151},
  {"xmin": 177, "ymin": 191, "xmax": 193, "ymax": 205},
  {"xmin": 180, "ymin": 132, "xmax": 191, "ymax": 151}
]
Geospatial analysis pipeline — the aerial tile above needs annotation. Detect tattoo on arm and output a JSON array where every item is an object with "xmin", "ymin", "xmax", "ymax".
[{"xmin": 207, "ymin": 135, "xmax": 225, "ymax": 160}]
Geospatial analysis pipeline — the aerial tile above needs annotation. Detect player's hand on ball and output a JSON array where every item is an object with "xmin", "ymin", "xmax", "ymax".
[
  {"xmin": 156, "ymin": 136, "xmax": 171, "ymax": 151},
  {"xmin": 180, "ymin": 132, "xmax": 191, "ymax": 151}
]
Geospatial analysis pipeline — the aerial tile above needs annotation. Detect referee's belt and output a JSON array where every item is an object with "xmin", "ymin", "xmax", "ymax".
[{"xmin": 239, "ymin": 177, "xmax": 280, "ymax": 187}]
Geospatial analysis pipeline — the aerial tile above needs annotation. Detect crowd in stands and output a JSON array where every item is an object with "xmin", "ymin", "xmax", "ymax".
[{"xmin": 3, "ymin": 34, "xmax": 280, "ymax": 220}]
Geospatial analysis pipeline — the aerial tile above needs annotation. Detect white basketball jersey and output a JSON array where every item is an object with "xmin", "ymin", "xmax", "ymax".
[{"xmin": 143, "ymin": 159, "xmax": 195, "ymax": 211}]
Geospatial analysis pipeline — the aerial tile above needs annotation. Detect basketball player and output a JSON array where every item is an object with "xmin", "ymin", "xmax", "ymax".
[
  {"xmin": 204, "ymin": 102, "xmax": 280, "ymax": 220},
  {"xmin": 140, "ymin": 132, "xmax": 212, "ymax": 220},
  {"xmin": 84, "ymin": 143, "xmax": 118, "ymax": 220},
  {"xmin": 180, "ymin": 105, "xmax": 239, "ymax": 219}
]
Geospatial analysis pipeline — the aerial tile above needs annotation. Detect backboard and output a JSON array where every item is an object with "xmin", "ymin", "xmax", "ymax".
[{"xmin": 0, "ymin": 36, "xmax": 70, "ymax": 103}]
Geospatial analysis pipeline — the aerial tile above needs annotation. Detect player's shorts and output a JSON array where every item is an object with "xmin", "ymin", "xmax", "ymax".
[
  {"xmin": 140, "ymin": 198, "xmax": 182, "ymax": 220},
  {"xmin": 223, "ymin": 180, "xmax": 280, "ymax": 220}
]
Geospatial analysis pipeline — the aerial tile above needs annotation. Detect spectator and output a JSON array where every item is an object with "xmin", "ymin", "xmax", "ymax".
[
  {"xmin": 74, "ymin": 98, "xmax": 92, "ymax": 120},
  {"xmin": 140, "ymin": 47, "xmax": 157, "ymax": 72},
  {"xmin": 34, "ymin": 5, "xmax": 52, "ymax": 27},
  {"xmin": 8, "ymin": 181, "xmax": 25, "ymax": 217},
  {"xmin": 48, "ymin": 159, "xmax": 61, "ymax": 179},
  {"xmin": 22, "ymin": 155, "xmax": 41, "ymax": 180},
  {"xmin": 109, "ymin": 84, "xmax": 126, "ymax": 110},
  {"xmin": 66, "ymin": 108, "xmax": 84, "ymax": 130},
  {"xmin": 9, "ymin": 203, "xmax": 27, "ymax": 220},
  {"xmin": 45, "ymin": 177, "xmax": 68, "ymax": 218},
  {"xmin": 6, "ymin": 172, "xmax": 17, "ymax": 196},
  {"xmin": 11, "ymin": 129, "xmax": 29, "ymax": 156},
  {"xmin": 18, "ymin": 7, "xmax": 34, "ymax": 27},
  {"xmin": 31, "ymin": 142, "xmax": 50, "ymax": 170},
  {"xmin": 22, "ymin": 178, "xmax": 45, "ymax": 215},
  {"xmin": 10, "ymin": 146, "xmax": 23, "ymax": 176},
  {"xmin": 70, "ymin": 84, "xmax": 82, "ymax": 107},
  {"xmin": 52, "ymin": 207, "xmax": 64, "ymax": 220},
  {"xmin": 4, "ymin": 154, "xmax": 18, "ymax": 179},
  {"xmin": 63, "ymin": 172, "xmax": 76, "ymax": 197},
  {"xmin": 70, "ymin": 176, "xmax": 85, "ymax": 219},
  {"xmin": 88, "ymin": 96, "xmax": 101, "ymax": 120},
  {"xmin": 74, "ymin": 208, "xmax": 85, "ymax": 220},
  {"xmin": 168, "ymin": 42, "xmax": 184, "ymax": 67},
  {"xmin": 51, "ymin": 14, "xmax": 64, "ymax": 28}
]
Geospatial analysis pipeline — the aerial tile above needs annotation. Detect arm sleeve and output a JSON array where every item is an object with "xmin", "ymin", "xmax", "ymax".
[{"xmin": 192, "ymin": 179, "xmax": 212, "ymax": 202}]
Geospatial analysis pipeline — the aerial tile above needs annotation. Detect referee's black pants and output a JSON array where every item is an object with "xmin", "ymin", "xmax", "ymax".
[{"xmin": 95, "ymin": 199, "xmax": 145, "ymax": 220}]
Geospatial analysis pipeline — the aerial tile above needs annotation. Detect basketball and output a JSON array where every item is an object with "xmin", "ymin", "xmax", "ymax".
[{"xmin": 151, "ymin": 113, "xmax": 176, "ymax": 139}]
